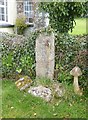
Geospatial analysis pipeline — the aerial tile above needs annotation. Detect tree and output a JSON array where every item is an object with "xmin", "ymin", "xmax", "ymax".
[{"xmin": 39, "ymin": 2, "xmax": 87, "ymax": 33}]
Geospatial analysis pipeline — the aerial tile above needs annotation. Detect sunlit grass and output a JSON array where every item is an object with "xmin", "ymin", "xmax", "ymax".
[
  {"xmin": 69, "ymin": 18, "xmax": 87, "ymax": 35},
  {"xmin": 2, "ymin": 80, "xmax": 87, "ymax": 118}
]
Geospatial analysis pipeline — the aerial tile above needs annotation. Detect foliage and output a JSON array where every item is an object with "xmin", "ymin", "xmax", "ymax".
[
  {"xmin": 35, "ymin": 77, "xmax": 54, "ymax": 87},
  {"xmin": 1, "ymin": 27, "xmax": 53, "ymax": 79},
  {"xmin": 55, "ymin": 33, "xmax": 87, "ymax": 93},
  {"xmin": 1, "ymin": 32, "xmax": 38, "ymax": 79},
  {"xmin": 69, "ymin": 18, "xmax": 87, "ymax": 35},
  {"xmin": 15, "ymin": 13, "xmax": 27, "ymax": 35},
  {"xmin": 55, "ymin": 33, "xmax": 80, "ymax": 69},
  {"xmin": 1, "ymin": 30, "xmax": 87, "ymax": 93},
  {"xmin": 39, "ymin": 2, "xmax": 87, "ymax": 33}
]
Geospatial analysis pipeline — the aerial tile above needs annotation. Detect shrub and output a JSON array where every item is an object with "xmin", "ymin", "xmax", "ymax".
[
  {"xmin": 55, "ymin": 33, "xmax": 87, "ymax": 93},
  {"xmin": 15, "ymin": 13, "xmax": 27, "ymax": 35},
  {"xmin": 1, "ymin": 32, "xmax": 38, "ymax": 79},
  {"xmin": 55, "ymin": 33, "xmax": 87, "ymax": 70}
]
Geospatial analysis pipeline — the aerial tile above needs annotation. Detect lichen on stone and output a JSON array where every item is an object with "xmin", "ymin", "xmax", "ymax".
[{"xmin": 15, "ymin": 76, "xmax": 32, "ymax": 91}]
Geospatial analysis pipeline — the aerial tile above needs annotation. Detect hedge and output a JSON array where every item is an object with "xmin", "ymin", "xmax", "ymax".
[{"xmin": 1, "ymin": 31, "xmax": 87, "ymax": 94}]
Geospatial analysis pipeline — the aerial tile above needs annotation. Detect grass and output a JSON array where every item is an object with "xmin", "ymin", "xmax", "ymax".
[
  {"xmin": 69, "ymin": 18, "xmax": 87, "ymax": 35},
  {"xmin": 1, "ymin": 80, "xmax": 87, "ymax": 118}
]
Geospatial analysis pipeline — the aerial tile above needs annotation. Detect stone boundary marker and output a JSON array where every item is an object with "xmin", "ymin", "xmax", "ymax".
[{"xmin": 36, "ymin": 32, "xmax": 55, "ymax": 80}]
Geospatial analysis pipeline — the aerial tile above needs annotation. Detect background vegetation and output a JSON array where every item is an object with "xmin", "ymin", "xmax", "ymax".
[
  {"xmin": 39, "ymin": 2, "xmax": 87, "ymax": 33},
  {"xmin": 15, "ymin": 13, "xmax": 27, "ymax": 35},
  {"xmin": 1, "ymin": 27, "xmax": 87, "ymax": 95},
  {"xmin": 69, "ymin": 18, "xmax": 87, "ymax": 35}
]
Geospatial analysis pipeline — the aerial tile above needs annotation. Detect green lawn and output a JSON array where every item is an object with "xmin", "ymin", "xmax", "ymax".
[
  {"xmin": 69, "ymin": 18, "xmax": 87, "ymax": 35},
  {"xmin": 1, "ymin": 80, "xmax": 87, "ymax": 118}
]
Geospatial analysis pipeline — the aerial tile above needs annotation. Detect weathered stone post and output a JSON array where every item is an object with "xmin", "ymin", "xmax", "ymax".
[{"xmin": 36, "ymin": 32, "xmax": 55, "ymax": 80}]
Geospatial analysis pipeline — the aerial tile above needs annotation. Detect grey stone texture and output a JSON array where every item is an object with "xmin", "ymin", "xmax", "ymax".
[
  {"xmin": 16, "ymin": 1, "xmax": 24, "ymax": 14},
  {"xmin": 52, "ymin": 83, "xmax": 65, "ymax": 98},
  {"xmin": 28, "ymin": 85, "xmax": 52, "ymax": 102},
  {"xmin": 36, "ymin": 33, "xmax": 55, "ymax": 80}
]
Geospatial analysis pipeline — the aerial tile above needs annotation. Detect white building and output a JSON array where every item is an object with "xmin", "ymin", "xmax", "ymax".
[{"xmin": 0, "ymin": 0, "xmax": 49, "ymax": 34}]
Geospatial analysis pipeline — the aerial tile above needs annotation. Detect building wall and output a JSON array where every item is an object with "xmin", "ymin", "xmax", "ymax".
[
  {"xmin": 0, "ymin": 0, "xmax": 49, "ymax": 34},
  {"xmin": 8, "ymin": 0, "xmax": 17, "ymax": 25},
  {"xmin": 0, "ymin": 0, "xmax": 17, "ymax": 34},
  {"xmin": 16, "ymin": 0, "xmax": 23, "ymax": 14},
  {"xmin": 0, "ymin": 28, "xmax": 14, "ymax": 34}
]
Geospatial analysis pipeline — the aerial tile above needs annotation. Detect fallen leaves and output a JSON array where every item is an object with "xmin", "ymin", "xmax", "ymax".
[
  {"xmin": 34, "ymin": 113, "xmax": 37, "ymax": 116},
  {"xmin": 11, "ymin": 106, "xmax": 14, "ymax": 109},
  {"xmin": 53, "ymin": 113, "xmax": 58, "ymax": 116}
]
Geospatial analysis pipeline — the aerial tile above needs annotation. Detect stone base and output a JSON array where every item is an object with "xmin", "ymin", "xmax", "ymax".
[{"xmin": 28, "ymin": 85, "xmax": 52, "ymax": 102}]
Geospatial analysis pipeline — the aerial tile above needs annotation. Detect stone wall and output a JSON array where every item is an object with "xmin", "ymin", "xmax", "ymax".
[{"xmin": 16, "ymin": 0, "xmax": 24, "ymax": 14}]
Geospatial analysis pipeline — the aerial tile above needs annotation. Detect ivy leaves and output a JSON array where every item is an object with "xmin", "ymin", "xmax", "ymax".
[{"xmin": 39, "ymin": 2, "xmax": 87, "ymax": 33}]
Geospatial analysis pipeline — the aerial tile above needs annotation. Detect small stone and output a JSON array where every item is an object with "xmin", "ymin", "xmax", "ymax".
[
  {"xmin": 53, "ymin": 83, "xmax": 65, "ymax": 98},
  {"xmin": 15, "ymin": 76, "xmax": 32, "ymax": 90}
]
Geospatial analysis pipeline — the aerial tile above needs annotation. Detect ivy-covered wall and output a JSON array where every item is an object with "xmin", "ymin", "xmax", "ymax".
[{"xmin": 1, "ymin": 31, "xmax": 87, "ymax": 93}]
